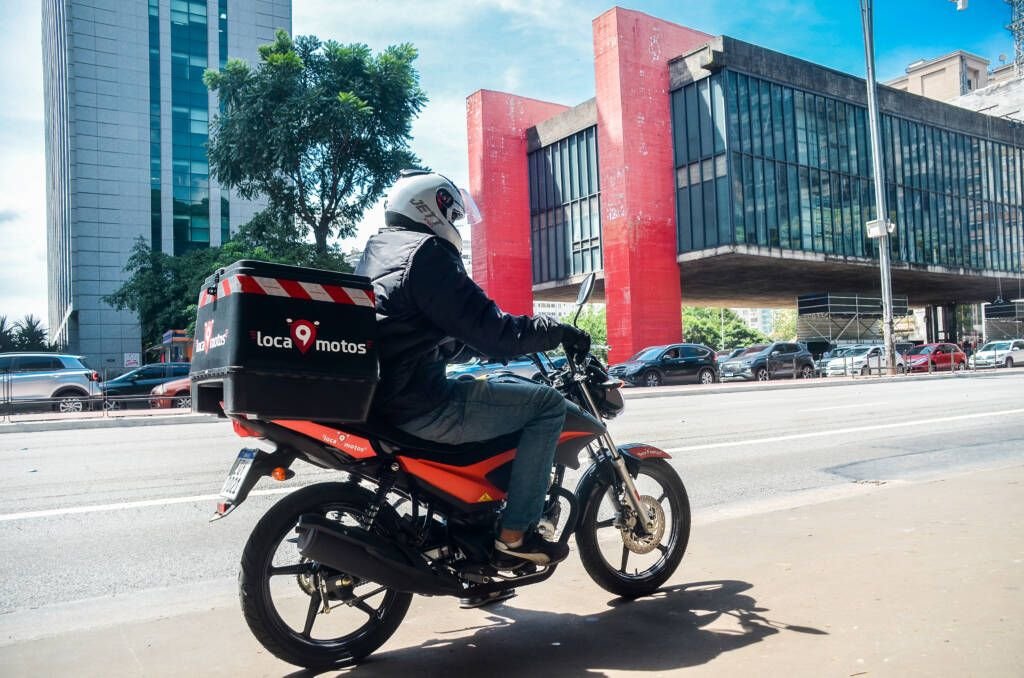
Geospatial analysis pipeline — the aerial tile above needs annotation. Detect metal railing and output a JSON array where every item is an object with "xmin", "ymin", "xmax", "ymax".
[{"xmin": 0, "ymin": 368, "xmax": 193, "ymax": 424}]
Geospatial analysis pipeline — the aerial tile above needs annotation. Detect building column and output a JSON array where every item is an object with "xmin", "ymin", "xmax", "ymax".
[
  {"xmin": 466, "ymin": 90, "xmax": 568, "ymax": 315},
  {"xmin": 592, "ymin": 8, "xmax": 712, "ymax": 363}
]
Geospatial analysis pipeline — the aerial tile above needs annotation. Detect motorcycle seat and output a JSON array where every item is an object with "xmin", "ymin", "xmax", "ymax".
[{"xmin": 335, "ymin": 419, "xmax": 523, "ymax": 466}]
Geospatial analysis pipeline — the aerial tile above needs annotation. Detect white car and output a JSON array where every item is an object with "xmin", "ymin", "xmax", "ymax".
[
  {"xmin": 825, "ymin": 345, "xmax": 906, "ymax": 376},
  {"xmin": 969, "ymin": 339, "xmax": 1024, "ymax": 369}
]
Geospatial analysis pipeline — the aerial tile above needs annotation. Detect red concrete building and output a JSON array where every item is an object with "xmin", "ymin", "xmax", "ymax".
[
  {"xmin": 468, "ymin": 7, "xmax": 709, "ymax": 363},
  {"xmin": 466, "ymin": 7, "xmax": 1024, "ymax": 361}
]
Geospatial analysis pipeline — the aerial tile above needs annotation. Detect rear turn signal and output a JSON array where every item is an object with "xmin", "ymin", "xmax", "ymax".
[{"xmin": 271, "ymin": 467, "xmax": 288, "ymax": 482}]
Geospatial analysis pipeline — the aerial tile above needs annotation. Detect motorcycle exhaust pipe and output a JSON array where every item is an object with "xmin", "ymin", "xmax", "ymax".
[{"xmin": 295, "ymin": 515, "xmax": 461, "ymax": 597}]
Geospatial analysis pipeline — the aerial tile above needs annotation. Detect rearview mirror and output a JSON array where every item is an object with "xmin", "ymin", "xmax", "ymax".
[
  {"xmin": 571, "ymin": 273, "xmax": 597, "ymax": 326},
  {"xmin": 771, "ymin": 350, "xmax": 781, "ymax": 356},
  {"xmin": 575, "ymin": 273, "xmax": 596, "ymax": 307}
]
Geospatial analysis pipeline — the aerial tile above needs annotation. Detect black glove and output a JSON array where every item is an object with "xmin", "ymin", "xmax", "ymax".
[{"xmin": 560, "ymin": 324, "xmax": 591, "ymax": 362}]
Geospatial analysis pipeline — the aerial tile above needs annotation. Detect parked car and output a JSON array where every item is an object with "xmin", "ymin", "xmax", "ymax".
[
  {"xmin": 608, "ymin": 343, "xmax": 719, "ymax": 387},
  {"xmin": 0, "ymin": 352, "xmax": 101, "ymax": 413},
  {"xmin": 149, "ymin": 376, "xmax": 192, "ymax": 409},
  {"xmin": 100, "ymin": 362, "xmax": 191, "ymax": 409},
  {"xmin": 904, "ymin": 343, "xmax": 967, "ymax": 372},
  {"xmin": 719, "ymin": 342, "xmax": 815, "ymax": 381},
  {"xmin": 445, "ymin": 354, "xmax": 559, "ymax": 382},
  {"xmin": 969, "ymin": 339, "xmax": 1024, "ymax": 369},
  {"xmin": 816, "ymin": 345, "xmax": 858, "ymax": 377},
  {"xmin": 824, "ymin": 344, "xmax": 906, "ymax": 376},
  {"xmin": 716, "ymin": 347, "xmax": 746, "ymax": 364}
]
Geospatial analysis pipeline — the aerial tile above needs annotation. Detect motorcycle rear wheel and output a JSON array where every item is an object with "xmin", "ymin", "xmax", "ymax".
[
  {"xmin": 239, "ymin": 482, "xmax": 412, "ymax": 669},
  {"xmin": 576, "ymin": 458, "xmax": 690, "ymax": 598}
]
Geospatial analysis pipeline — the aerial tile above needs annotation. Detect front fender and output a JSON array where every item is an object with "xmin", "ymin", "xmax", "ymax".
[{"xmin": 574, "ymin": 443, "xmax": 672, "ymax": 502}]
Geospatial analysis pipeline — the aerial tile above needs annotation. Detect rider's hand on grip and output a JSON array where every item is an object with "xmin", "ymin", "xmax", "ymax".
[{"xmin": 560, "ymin": 324, "xmax": 591, "ymax": 363}]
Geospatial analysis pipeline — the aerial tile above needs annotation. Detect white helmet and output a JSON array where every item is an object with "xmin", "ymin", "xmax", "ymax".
[{"xmin": 383, "ymin": 170, "xmax": 479, "ymax": 253}]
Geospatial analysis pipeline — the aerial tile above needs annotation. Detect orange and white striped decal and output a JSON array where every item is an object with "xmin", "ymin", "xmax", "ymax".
[{"xmin": 197, "ymin": 274, "xmax": 375, "ymax": 308}]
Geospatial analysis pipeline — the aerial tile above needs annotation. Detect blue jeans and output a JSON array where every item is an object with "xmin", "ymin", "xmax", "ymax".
[{"xmin": 397, "ymin": 378, "xmax": 567, "ymax": 532}]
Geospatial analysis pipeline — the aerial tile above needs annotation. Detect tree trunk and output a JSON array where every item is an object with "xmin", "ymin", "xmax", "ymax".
[{"xmin": 313, "ymin": 221, "xmax": 329, "ymax": 255}]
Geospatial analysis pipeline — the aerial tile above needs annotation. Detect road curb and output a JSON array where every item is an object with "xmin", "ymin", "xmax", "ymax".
[
  {"xmin": 621, "ymin": 367, "xmax": 1024, "ymax": 399},
  {"xmin": 0, "ymin": 413, "xmax": 221, "ymax": 434}
]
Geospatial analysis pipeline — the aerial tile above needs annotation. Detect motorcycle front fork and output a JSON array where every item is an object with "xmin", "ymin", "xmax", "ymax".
[{"xmin": 575, "ymin": 381, "xmax": 654, "ymax": 532}]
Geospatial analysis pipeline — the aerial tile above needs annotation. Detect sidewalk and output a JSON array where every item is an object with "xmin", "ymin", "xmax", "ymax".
[{"xmin": 2, "ymin": 464, "xmax": 1021, "ymax": 677}]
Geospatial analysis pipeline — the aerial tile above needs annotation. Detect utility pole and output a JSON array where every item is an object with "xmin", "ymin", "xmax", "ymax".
[{"xmin": 859, "ymin": 0, "xmax": 897, "ymax": 375}]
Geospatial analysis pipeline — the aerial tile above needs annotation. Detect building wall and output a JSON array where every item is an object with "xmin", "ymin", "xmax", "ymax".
[
  {"xmin": 884, "ymin": 52, "xmax": 990, "ymax": 101},
  {"xmin": 592, "ymin": 8, "xmax": 712, "ymax": 363},
  {"xmin": 43, "ymin": 0, "xmax": 289, "ymax": 370},
  {"xmin": 467, "ymin": 90, "xmax": 568, "ymax": 316}
]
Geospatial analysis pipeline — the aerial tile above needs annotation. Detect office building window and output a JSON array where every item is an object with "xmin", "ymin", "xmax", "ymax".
[
  {"xmin": 670, "ymin": 69, "xmax": 1023, "ymax": 275},
  {"xmin": 528, "ymin": 126, "xmax": 601, "ymax": 284}
]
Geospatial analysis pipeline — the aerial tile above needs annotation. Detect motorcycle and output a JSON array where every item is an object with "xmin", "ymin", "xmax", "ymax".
[{"xmin": 211, "ymin": 273, "xmax": 691, "ymax": 669}]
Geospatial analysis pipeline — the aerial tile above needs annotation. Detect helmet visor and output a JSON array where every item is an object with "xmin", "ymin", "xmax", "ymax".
[{"xmin": 458, "ymin": 189, "xmax": 482, "ymax": 226}]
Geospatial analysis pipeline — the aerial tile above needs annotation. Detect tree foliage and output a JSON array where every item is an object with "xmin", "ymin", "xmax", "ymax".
[
  {"xmin": 682, "ymin": 307, "xmax": 770, "ymax": 351},
  {"xmin": 104, "ymin": 212, "xmax": 352, "ymax": 348},
  {"xmin": 0, "ymin": 315, "xmax": 51, "ymax": 351},
  {"xmin": 570, "ymin": 306, "xmax": 609, "ymax": 363},
  {"xmin": 204, "ymin": 31, "xmax": 427, "ymax": 253},
  {"xmin": 771, "ymin": 309, "xmax": 798, "ymax": 341}
]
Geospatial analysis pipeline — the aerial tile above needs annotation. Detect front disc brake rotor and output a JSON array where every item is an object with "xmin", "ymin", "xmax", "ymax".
[
  {"xmin": 621, "ymin": 495, "xmax": 666, "ymax": 555},
  {"xmin": 296, "ymin": 558, "xmax": 317, "ymax": 595}
]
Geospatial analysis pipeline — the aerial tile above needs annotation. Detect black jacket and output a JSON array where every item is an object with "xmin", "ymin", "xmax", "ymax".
[{"xmin": 355, "ymin": 226, "xmax": 568, "ymax": 424}]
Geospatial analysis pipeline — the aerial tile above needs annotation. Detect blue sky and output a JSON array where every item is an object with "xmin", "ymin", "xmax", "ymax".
[{"xmin": 0, "ymin": 0, "xmax": 1016, "ymax": 320}]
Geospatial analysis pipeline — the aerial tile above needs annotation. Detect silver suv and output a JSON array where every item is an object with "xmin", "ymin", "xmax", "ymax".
[{"xmin": 0, "ymin": 353, "xmax": 101, "ymax": 413}]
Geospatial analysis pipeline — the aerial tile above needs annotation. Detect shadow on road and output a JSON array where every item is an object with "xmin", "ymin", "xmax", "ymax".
[{"xmin": 286, "ymin": 580, "xmax": 826, "ymax": 678}]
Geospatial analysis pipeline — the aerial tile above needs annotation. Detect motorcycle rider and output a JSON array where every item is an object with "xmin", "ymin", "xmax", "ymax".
[{"xmin": 355, "ymin": 169, "xmax": 590, "ymax": 567}]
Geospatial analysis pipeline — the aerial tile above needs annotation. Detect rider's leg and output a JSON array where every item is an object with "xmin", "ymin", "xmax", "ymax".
[{"xmin": 397, "ymin": 378, "xmax": 566, "ymax": 550}]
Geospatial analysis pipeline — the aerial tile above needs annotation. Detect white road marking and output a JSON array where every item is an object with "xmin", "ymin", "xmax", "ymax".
[
  {"xmin": 0, "ymin": 487, "xmax": 299, "ymax": 523},
  {"xmin": 664, "ymin": 407, "xmax": 1024, "ymax": 454},
  {"xmin": 4, "ymin": 407, "xmax": 1022, "ymax": 523},
  {"xmin": 802, "ymin": 401, "xmax": 889, "ymax": 412}
]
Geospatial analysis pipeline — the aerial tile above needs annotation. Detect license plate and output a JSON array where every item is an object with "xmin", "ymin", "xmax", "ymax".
[{"xmin": 220, "ymin": 449, "xmax": 257, "ymax": 502}]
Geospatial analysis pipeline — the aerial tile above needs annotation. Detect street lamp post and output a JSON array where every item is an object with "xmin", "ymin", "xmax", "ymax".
[{"xmin": 859, "ymin": 0, "xmax": 897, "ymax": 375}]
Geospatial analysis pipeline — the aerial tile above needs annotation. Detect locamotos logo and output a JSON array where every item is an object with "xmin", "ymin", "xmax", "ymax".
[
  {"xmin": 289, "ymin": 318, "xmax": 317, "ymax": 354},
  {"xmin": 251, "ymin": 318, "xmax": 369, "ymax": 356},
  {"xmin": 194, "ymin": 319, "xmax": 229, "ymax": 354}
]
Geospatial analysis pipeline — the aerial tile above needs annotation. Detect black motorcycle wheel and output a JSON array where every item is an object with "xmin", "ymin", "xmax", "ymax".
[
  {"xmin": 239, "ymin": 482, "xmax": 412, "ymax": 669},
  {"xmin": 576, "ymin": 459, "xmax": 690, "ymax": 598}
]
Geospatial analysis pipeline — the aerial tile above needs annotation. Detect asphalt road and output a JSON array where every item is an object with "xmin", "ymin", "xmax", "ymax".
[{"xmin": 1, "ymin": 372, "xmax": 1022, "ymax": 639}]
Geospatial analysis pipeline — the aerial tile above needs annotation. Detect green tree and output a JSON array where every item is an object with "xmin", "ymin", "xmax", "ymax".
[
  {"xmin": 571, "ymin": 306, "xmax": 608, "ymax": 362},
  {"xmin": 682, "ymin": 307, "xmax": 769, "ymax": 350},
  {"xmin": 204, "ymin": 31, "xmax": 427, "ymax": 254},
  {"xmin": 771, "ymin": 309, "xmax": 798, "ymax": 341},
  {"xmin": 104, "ymin": 216, "xmax": 354, "ymax": 349},
  {"xmin": 0, "ymin": 315, "xmax": 16, "ymax": 352},
  {"xmin": 13, "ymin": 315, "xmax": 49, "ymax": 351}
]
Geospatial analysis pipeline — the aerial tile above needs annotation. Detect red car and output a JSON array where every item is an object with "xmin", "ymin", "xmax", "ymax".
[
  {"xmin": 904, "ymin": 342, "xmax": 967, "ymax": 373},
  {"xmin": 149, "ymin": 376, "xmax": 192, "ymax": 409}
]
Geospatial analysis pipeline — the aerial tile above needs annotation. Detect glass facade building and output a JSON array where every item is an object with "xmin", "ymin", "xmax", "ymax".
[
  {"xmin": 527, "ymin": 126, "xmax": 603, "ymax": 284},
  {"xmin": 671, "ymin": 69, "xmax": 1024, "ymax": 276},
  {"xmin": 170, "ymin": 0, "xmax": 212, "ymax": 252},
  {"xmin": 44, "ymin": 0, "xmax": 290, "ymax": 368}
]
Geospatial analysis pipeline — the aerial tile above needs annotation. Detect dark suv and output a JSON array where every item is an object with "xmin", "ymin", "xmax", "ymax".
[
  {"xmin": 99, "ymin": 363, "xmax": 191, "ymax": 409},
  {"xmin": 719, "ymin": 342, "xmax": 815, "ymax": 381},
  {"xmin": 608, "ymin": 343, "xmax": 719, "ymax": 387}
]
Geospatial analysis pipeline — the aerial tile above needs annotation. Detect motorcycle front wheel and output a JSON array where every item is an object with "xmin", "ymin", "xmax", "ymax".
[
  {"xmin": 576, "ymin": 458, "xmax": 691, "ymax": 598},
  {"xmin": 238, "ymin": 482, "xmax": 412, "ymax": 669}
]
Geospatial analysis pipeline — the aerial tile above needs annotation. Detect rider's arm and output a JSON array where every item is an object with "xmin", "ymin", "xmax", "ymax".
[{"xmin": 408, "ymin": 238, "xmax": 567, "ymax": 360}]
